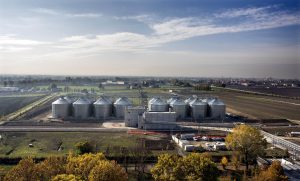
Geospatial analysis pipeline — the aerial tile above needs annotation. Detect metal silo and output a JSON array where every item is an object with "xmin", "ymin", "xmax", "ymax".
[
  {"xmin": 184, "ymin": 96, "xmax": 197, "ymax": 104},
  {"xmin": 114, "ymin": 97, "xmax": 133, "ymax": 119},
  {"xmin": 167, "ymin": 97, "xmax": 177, "ymax": 104},
  {"xmin": 148, "ymin": 97, "xmax": 158, "ymax": 110},
  {"xmin": 209, "ymin": 98, "xmax": 226, "ymax": 119},
  {"xmin": 94, "ymin": 96, "xmax": 113, "ymax": 119},
  {"xmin": 189, "ymin": 98, "xmax": 207, "ymax": 120},
  {"xmin": 149, "ymin": 98, "xmax": 169, "ymax": 112},
  {"xmin": 170, "ymin": 98, "xmax": 188, "ymax": 119},
  {"xmin": 73, "ymin": 98, "xmax": 91, "ymax": 119},
  {"xmin": 52, "ymin": 97, "xmax": 70, "ymax": 119}
]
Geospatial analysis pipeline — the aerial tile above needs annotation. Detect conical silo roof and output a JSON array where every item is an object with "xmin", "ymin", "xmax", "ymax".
[
  {"xmin": 189, "ymin": 98, "xmax": 206, "ymax": 105},
  {"xmin": 185, "ymin": 97, "xmax": 196, "ymax": 104},
  {"xmin": 73, "ymin": 98, "xmax": 90, "ymax": 105},
  {"xmin": 52, "ymin": 97, "xmax": 69, "ymax": 104},
  {"xmin": 64, "ymin": 96, "xmax": 74, "ymax": 103},
  {"xmin": 167, "ymin": 97, "xmax": 177, "ymax": 104},
  {"xmin": 170, "ymin": 98, "xmax": 187, "ymax": 106},
  {"xmin": 94, "ymin": 96, "xmax": 111, "ymax": 105},
  {"xmin": 114, "ymin": 97, "xmax": 132, "ymax": 105},
  {"xmin": 152, "ymin": 98, "xmax": 167, "ymax": 105},
  {"xmin": 209, "ymin": 98, "xmax": 225, "ymax": 105}
]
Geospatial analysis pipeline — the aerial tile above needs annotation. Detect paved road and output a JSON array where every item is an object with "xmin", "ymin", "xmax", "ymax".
[{"xmin": 0, "ymin": 126, "xmax": 131, "ymax": 132}]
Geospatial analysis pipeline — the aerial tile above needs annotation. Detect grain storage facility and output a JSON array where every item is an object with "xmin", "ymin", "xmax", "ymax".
[
  {"xmin": 148, "ymin": 98, "xmax": 169, "ymax": 112},
  {"xmin": 114, "ymin": 97, "xmax": 133, "ymax": 119},
  {"xmin": 138, "ymin": 112, "xmax": 177, "ymax": 130},
  {"xmin": 169, "ymin": 98, "xmax": 188, "ymax": 119},
  {"xmin": 124, "ymin": 106, "xmax": 145, "ymax": 127},
  {"xmin": 52, "ymin": 97, "xmax": 70, "ymax": 118},
  {"xmin": 189, "ymin": 98, "xmax": 207, "ymax": 120},
  {"xmin": 208, "ymin": 98, "xmax": 226, "ymax": 119},
  {"xmin": 73, "ymin": 98, "xmax": 91, "ymax": 119},
  {"xmin": 94, "ymin": 96, "xmax": 113, "ymax": 119}
]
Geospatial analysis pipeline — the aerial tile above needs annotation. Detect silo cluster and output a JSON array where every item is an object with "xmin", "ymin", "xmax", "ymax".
[
  {"xmin": 51, "ymin": 96, "xmax": 132, "ymax": 120},
  {"xmin": 147, "ymin": 96, "xmax": 226, "ymax": 120}
]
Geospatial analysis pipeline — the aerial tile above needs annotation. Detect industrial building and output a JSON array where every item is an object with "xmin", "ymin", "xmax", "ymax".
[
  {"xmin": 124, "ymin": 106, "xmax": 145, "ymax": 127},
  {"xmin": 51, "ymin": 95, "xmax": 226, "ymax": 128},
  {"xmin": 138, "ymin": 112, "xmax": 177, "ymax": 130}
]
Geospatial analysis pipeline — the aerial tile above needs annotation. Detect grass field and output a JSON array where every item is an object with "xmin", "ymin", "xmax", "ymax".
[
  {"xmin": 0, "ymin": 95, "xmax": 45, "ymax": 116},
  {"xmin": 0, "ymin": 132, "xmax": 174, "ymax": 158}
]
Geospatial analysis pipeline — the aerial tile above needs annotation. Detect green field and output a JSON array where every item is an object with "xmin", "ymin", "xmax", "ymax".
[
  {"xmin": 0, "ymin": 95, "xmax": 45, "ymax": 116},
  {"xmin": 0, "ymin": 132, "xmax": 174, "ymax": 158}
]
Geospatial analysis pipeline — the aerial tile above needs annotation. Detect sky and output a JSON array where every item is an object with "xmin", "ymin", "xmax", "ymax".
[{"xmin": 0, "ymin": 0, "xmax": 299, "ymax": 79}]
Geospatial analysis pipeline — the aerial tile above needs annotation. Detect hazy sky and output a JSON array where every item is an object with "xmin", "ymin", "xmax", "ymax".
[{"xmin": 0, "ymin": 0, "xmax": 299, "ymax": 78}]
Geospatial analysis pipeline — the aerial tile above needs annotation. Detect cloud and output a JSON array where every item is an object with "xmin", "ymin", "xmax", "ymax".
[
  {"xmin": 57, "ymin": 5, "xmax": 299, "ymax": 53},
  {"xmin": 32, "ymin": 8, "xmax": 102, "ymax": 18},
  {"xmin": 3, "ymin": 5, "xmax": 300, "ymax": 55},
  {"xmin": 0, "ymin": 35, "xmax": 48, "ymax": 52}
]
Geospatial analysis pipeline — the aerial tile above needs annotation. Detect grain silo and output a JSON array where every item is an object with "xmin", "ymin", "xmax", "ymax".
[
  {"xmin": 149, "ymin": 98, "xmax": 169, "ymax": 112},
  {"xmin": 189, "ymin": 98, "xmax": 207, "ymax": 120},
  {"xmin": 114, "ymin": 97, "xmax": 133, "ymax": 119},
  {"xmin": 208, "ymin": 98, "xmax": 226, "ymax": 119},
  {"xmin": 52, "ymin": 97, "xmax": 70, "ymax": 119},
  {"xmin": 184, "ymin": 96, "xmax": 197, "ymax": 104},
  {"xmin": 94, "ymin": 96, "xmax": 113, "ymax": 119},
  {"xmin": 167, "ymin": 97, "xmax": 177, "ymax": 104},
  {"xmin": 170, "ymin": 98, "xmax": 188, "ymax": 119},
  {"xmin": 73, "ymin": 98, "xmax": 91, "ymax": 119},
  {"xmin": 148, "ymin": 97, "xmax": 158, "ymax": 110}
]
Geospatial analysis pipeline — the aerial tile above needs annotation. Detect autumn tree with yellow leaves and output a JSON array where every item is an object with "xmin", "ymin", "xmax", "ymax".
[
  {"xmin": 4, "ymin": 153, "xmax": 127, "ymax": 181},
  {"xmin": 151, "ymin": 153, "xmax": 219, "ymax": 181},
  {"xmin": 225, "ymin": 125, "xmax": 267, "ymax": 171}
]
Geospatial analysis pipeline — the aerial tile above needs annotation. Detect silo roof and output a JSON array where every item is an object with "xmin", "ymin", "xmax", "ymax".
[
  {"xmin": 94, "ymin": 97, "xmax": 112, "ymax": 105},
  {"xmin": 114, "ymin": 97, "xmax": 132, "ymax": 105},
  {"xmin": 170, "ymin": 98, "xmax": 187, "ymax": 105},
  {"xmin": 64, "ymin": 96, "xmax": 74, "ymax": 103},
  {"xmin": 189, "ymin": 98, "xmax": 207, "ymax": 105},
  {"xmin": 209, "ymin": 99, "xmax": 225, "ymax": 105},
  {"xmin": 151, "ymin": 98, "xmax": 167, "ymax": 105},
  {"xmin": 52, "ymin": 97, "xmax": 69, "ymax": 105},
  {"xmin": 73, "ymin": 98, "xmax": 91, "ymax": 104}
]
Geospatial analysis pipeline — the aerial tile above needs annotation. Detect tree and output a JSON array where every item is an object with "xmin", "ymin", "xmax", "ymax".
[
  {"xmin": 51, "ymin": 174, "xmax": 82, "ymax": 181},
  {"xmin": 66, "ymin": 153, "xmax": 105, "ymax": 180},
  {"xmin": 151, "ymin": 154, "xmax": 181, "ymax": 181},
  {"xmin": 88, "ymin": 160, "xmax": 128, "ymax": 181},
  {"xmin": 181, "ymin": 153, "xmax": 219, "ymax": 181},
  {"xmin": 4, "ymin": 157, "xmax": 38, "ymax": 181},
  {"xmin": 255, "ymin": 161, "xmax": 288, "ymax": 181},
  {"xmin": 225, "ymin": 125, "xmax": 267, "ymax": 171},
  {"xmin": 221, "ymin": 156, "xmax": 228, "ymax": 170},
  {"xmin": 75, "ymin": 141, "xmax": 94, "ymax": 154},
  {"xmin": 151, "ymin": 153, "xmax": 219, "ymax": 181},
  {"xmin": 35, "ymin": 156, "xmax": 67, "ymax": 180},
  {"xmin": 231, "ymin": 153, "xmax": 240, "ymax": 170}
]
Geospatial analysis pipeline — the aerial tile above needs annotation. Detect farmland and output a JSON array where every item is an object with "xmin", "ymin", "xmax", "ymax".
[
  {"xmin": 178, "ymin": 87, "xmax": 300, "ymax": 121},
  {"xmin": 0, "ymin": 95, "xmax": 45, "ymax": 116}
]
